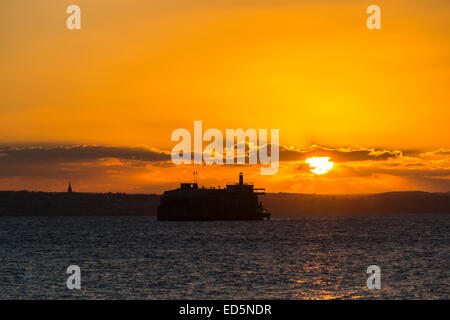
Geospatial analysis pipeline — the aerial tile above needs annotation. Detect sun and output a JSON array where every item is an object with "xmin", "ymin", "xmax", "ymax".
[{"xmin": 306, "ymin": 157, "xmax": 334, "ymax": 175}]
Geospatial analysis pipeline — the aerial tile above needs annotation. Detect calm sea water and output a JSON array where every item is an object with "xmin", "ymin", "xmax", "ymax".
[{"xmin": 0, "ymin": 215, "xmax": 448, "ymax": 299}]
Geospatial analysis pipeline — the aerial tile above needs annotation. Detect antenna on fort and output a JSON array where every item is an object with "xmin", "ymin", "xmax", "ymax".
[{"xmin": 193, "ymin": 164, "xmax": 198, "ymax": 184}]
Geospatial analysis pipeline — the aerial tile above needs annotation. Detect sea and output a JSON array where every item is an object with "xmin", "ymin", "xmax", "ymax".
[{"xmin": 0, "ymin": 215, "xmax": 448, "ymax": 299}]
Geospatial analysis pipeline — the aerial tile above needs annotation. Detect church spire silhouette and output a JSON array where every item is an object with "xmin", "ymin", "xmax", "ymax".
[{"xmin": 68, "ymin": 182, "xmax": 72, "ymax": 193}]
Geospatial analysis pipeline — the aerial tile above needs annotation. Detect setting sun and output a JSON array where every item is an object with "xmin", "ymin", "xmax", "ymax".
[{"xmin": 306, "ymin": 157, "xmax": 334, "ymax": 175}]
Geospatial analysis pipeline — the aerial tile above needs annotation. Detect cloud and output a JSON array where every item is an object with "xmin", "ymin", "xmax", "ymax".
[
  {"xmin": 279, "ymin": 145, "xmax": 402, "ymax": 162},
  {"xmin": 0, "ymin": 144, "xmax": 449, "ymax": 193},
  {"xmin": 419, "ymin": 148, "xmax": 450, "ymax": 157},
  {"xmin": 0, "ymin": 145, "xmax": 171, "ymax": 164},
  {"xmin": 193, "ymin": 142, "xmax": 403, "ymax": 164},
  {"xmin": 0, "ymin": 145, "xmax": 172, "ymax": 184}
]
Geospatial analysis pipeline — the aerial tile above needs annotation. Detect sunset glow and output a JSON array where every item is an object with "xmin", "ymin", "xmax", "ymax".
[
  {"xmin": 306, "ymin": 157, "xmax": 334, "ymax": 175},
  {"xmin": 0, "ymin": 0, "xmax": 449, "ymax": 194}
]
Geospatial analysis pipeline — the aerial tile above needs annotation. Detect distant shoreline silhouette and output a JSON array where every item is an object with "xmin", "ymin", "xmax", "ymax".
[{"xmin": 0, "ymin": 190, "xmax": 449, "ymax": 216}]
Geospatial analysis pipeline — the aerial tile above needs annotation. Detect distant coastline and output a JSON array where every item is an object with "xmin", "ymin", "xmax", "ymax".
[
  {"xmin": 264, "ymin": 191, "xmax": 450, "ymax": 215},
  {"xmin": 0, "ymin": 191, "xmax": 159, "ymax": 216},
  {"xmin": 0, "ymin": 190, "xmax": 449, "ymax": 216}
]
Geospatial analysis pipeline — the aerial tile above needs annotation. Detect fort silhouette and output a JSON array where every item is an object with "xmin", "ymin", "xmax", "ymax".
[{"xmin": 157, "ymin": 173, "xmax": 271, "ymax": 221}]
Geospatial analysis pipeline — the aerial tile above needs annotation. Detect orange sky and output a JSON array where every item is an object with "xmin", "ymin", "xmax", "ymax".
[{"xmin": 0, "ymin": 0, "xmax": 449, "ymax": 193}]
